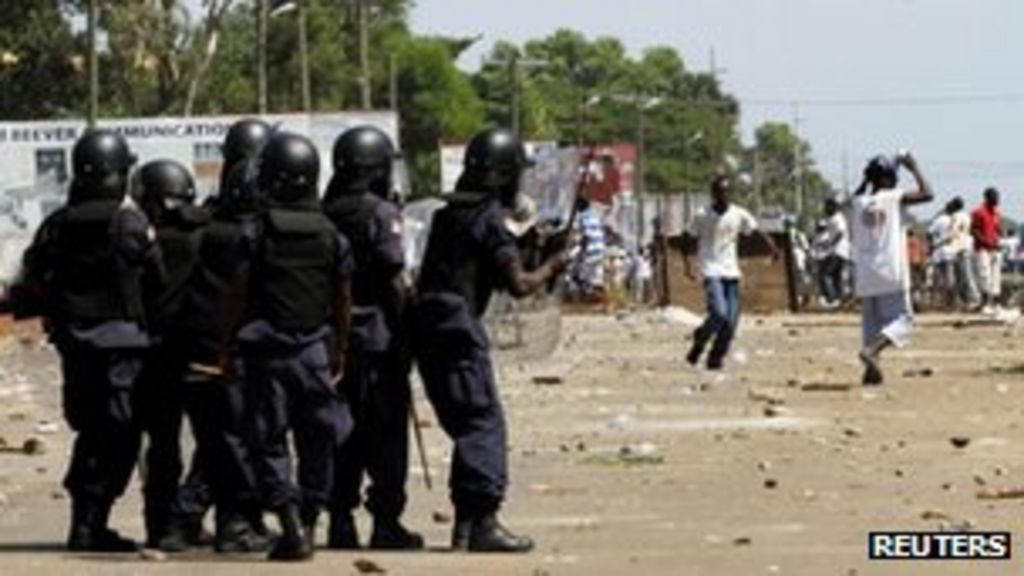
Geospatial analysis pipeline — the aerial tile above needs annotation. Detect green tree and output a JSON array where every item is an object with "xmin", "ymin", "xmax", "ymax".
[
  {"xmin": 474, "ymin": 31, "xmax": 740, "ymax": 194},
  {"xmin": 394, "ymin": 35, "xmax": 484, "ymax": 197},
  {"xmin": 744, "ymin": 121, "xmax": 833, "ymax": 224},
  {"xmin": 0, "ymin": 0, "xmax": 85, "ymax": 119}
]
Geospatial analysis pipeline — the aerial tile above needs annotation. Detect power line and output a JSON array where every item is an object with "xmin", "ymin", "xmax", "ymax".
[{"xmin": 739, "ymin": 93, "xmax": 1024, "ymax": 108}]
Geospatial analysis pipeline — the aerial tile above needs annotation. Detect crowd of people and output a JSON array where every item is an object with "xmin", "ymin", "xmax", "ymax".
[
  {"xmin": 9, "ymin": 123, "xmax": 567, "ymax": 560},
  {"xmin": 798, "ymin": 180, "xmax": 1016, "ymax": 314}
]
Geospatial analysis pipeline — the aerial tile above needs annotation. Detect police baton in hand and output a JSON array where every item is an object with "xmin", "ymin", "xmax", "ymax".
[{"xmin": 408, "ymin": 398, "xmax": 433, "ymax": 491}]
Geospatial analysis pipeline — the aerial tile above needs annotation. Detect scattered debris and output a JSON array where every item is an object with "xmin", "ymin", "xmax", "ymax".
[
  {"xmin": 902, "ymin": 368, "xmax": 934, "ymax": 378},
  {"xmin": 618, "ymin": 443, "xmax": 663, "ymax": 465},
  {"xmin": 763, "ymin": 478, "xmax": 778, "ymax": 490},
  {"xmin": 801, "ymin": 382, "xmax": 853, "ymax": 392},
  {"xmin": 977, "ymin": 487, "xmax": 1024, "ymax": 500},
  {"xmin": 763, "ymin": 405, "xmax": 790, "ymax": 418},
  {"xmin": 949, "ymin": 437, "xmax": 971, "ymax": 449},
  {"xmin": 938, "ymin": 519, "xmax": 974, "ymax": 532},
  {"xmin": 139, "ymin": 548, "xmax": 167, "ymax": 562},
  {"xmin": 920, "ymin": 509, "xmax": 949, "ymax": 521},
  {"xmin": 733, "ymin": 536, "xmax": 753, "ymax": 546},
  {"xmin": 34, "ymin": 421, "xmax": 59, "ymax": 435},
  {"xmin": 532, "ymin": 375, "xmax": 564, "ymax": 386},
  {"xmin": 843, "ymin": 427, "xmax": 863, "ymax": 439},
  {"xmin": 0, "ymin": 438, "xmax": 46, "ymax": 456},
  {"xmin": 609, "ymin": 414, "xmax": 632, "ymax": 430},
  {"xmin": 353, "ymin": 558, "xmax": 387, "ymax": 574},
  {"xmin": 748, "ymin": 387, "xmax": 785, "ymax": 405}
]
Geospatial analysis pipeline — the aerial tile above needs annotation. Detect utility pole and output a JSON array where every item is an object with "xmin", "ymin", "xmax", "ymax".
[
  {"xmin": 358, "ymin": 0, "xmax": 371, "ymax": 109},
  {"xmin": 87, "ymin": 0, "xmax": 99, "ymax": 126},
  {"xmin": 635, "ymin": 96, "xmax": 647, "ymax": 197},
  {"xmin": 484, "ymin": 54, "xmax": 547, "ymax": 137},
  {"xmin": 841, "ymin": 147, "xmax": 850, "ymax": 195},
  {"xmin": 389, "ymin": 52, "xmax": 398, "ymax": 111},
  {"xmin": 298, "ymin": 0, "xmax": 311, "ymax": 111},
  {"xmin": 509, "ymin": 54, "xmax": 520, "ymax": 136},
  {"xmin": 709, "ymin": 46, "xmax": 727, "ymax": 82},
  {"xmin": 792, "ymin": 102, "xmax": 803, "ymax": 220},
  {"xmin": 257, "ymin": 0, "xmax": 268, "ymax": 114},
  {"xmin": 753, "ymin": 147, "xmax": 763, "ymax": 212}
]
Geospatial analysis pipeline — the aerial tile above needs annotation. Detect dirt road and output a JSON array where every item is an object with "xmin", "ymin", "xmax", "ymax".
[{"xmin": 0, "ymin": 312, "xmax": 1021, "ymax": 575}]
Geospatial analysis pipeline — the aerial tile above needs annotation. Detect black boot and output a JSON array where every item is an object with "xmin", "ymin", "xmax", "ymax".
[
  {"xmin": 268, "ymin": 505, "xmax": 313, "ymax": 561},
  {"xmin": 157, "ymin": 517, "xmax": 191, "ymax": 552},
  {"xmin": 370, "ymin": 518, "xmax": 424, "ymax": 550},
  {"xmin": 215, "ymin": 513, "xmax": 270, "ymax": 554},
  {"xmin": 468, "ymin": 514, "xmax": 533, "ymax": 553},
  {"xmin": 327, "ymin": 511, "xmax": 360, "ymax": 550},
  {"xmin": 302, "ymin": 508, "xmax": 320, "ymax": 550},
  {"xmin": 68, "ymin": 499, "xmax": 138, "ymax": 553},
  {"xmin": 451, "ymin": 514, "xmax": 472, "ymax": 551}
]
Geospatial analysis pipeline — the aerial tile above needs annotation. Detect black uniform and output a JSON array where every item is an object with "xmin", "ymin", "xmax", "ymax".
[
  {"xmin": 323, "ymin": 193, "xmax": 410, "ymax": 528},
  {"xmin": 18, "ymin": 133, "xmax": 161, "ymax": 551},
  {"xmin": 19, "ymin": 131, "xmax": 160, "ymax": 553},
  {"xmin": 413, "ymin": 127, "xmax": 545, "ymax": 554},
  {"xmin": 240, "ymin": 206, "xmax": 354, "ymax": 517},
  {"xmin": 138, "ymin": 203, "xmax": 211, "ymax": 546},
  {"xmin": 181, "ymin": 204, "xmax": 268, "ymax": 551},
  {"xmin": 231, "ymin": 131, "xmax": 354, "ymax": 561},
  {"xmin": 415, "ymin": 194, "xmax": 517, "ymax": 518}
]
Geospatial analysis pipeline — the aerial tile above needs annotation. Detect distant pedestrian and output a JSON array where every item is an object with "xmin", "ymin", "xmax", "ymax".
[
  {"xmin": 817, "ymin": 197, "xmax": 850, "ymax": 307},
  {"xmin": 971, "ymin": 187, "xmax": 1002, "ymax": 314}
]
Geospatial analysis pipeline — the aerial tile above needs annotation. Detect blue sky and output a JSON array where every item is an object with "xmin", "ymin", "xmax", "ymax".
[{"xmin": 411, "ymin": 0, "xmax": 1024, "ymax": 218}]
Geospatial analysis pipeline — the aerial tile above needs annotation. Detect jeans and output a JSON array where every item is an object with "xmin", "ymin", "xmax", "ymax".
[
  {"xmin": 692, "ymin": 277, "xmax": 741, "ymax": 366},
  {"xmin": 817, "ymin": 255, "xmax": 847, "ymax": 303}
]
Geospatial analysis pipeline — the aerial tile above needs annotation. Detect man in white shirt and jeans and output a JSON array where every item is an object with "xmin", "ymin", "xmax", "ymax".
[
  {"xmin": 852, "ymin": 153, "xmax": 933, "ymax": 385},
  {"xmin": 818, "ymin": 197, "xmax": 851, "ymax": 307},
  {"xmin": 683, "ymin": 175, "xmax": 780, "ymax": 371}
]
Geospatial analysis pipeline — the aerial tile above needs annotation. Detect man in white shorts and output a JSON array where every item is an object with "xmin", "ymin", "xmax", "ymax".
[{"xmin": 851, "ymin": 153, "xmax": 934, "ymax": 385}]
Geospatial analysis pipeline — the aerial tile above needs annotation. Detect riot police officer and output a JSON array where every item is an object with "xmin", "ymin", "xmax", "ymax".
[
  {"xmin": 16, "ymin": 130, "xmax": 161, "ymax": 551},
  {"xmin": 165, "ymin": 119, "xmax": 274, "ymax": 539},
  {"xmin": 322, "ymin": 126, "xmax": 423, "ymax": 550},
  {"xmin": 131, "ymin": 160, "xmax": 214, "ymax": 549},
  {"xmin": 415, "ymin": 128, "xmax": 568, "ymax": 552},
  {"xmin": 224, "ymin": 132, "xmax": 354, "ymax": 561},
  {"xmin": 215, "ymin": 118, "xmax": 273, "ymax": 208},
  {"xmin": 168, "ymin": 160, "xmax": 270, "ymax": 553}
]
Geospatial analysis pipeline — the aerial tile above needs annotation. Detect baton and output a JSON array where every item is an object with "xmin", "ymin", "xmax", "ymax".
[{"xmin": 408, "ymin": 393, "xmax": 433, "ymax": 491}]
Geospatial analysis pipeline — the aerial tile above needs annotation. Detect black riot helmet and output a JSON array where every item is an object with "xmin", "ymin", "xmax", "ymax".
[
  {"xmin": 70, "ymin": 130, "xmax": 137, "ymax": 202},
  {"xmin": 258, "ymin": 132, "xmax": 320, "ymax": 207},
  {"xmin": 132, "ymin": 160, "xmax": 197, "ymax": 221},
  {"xmin": 223, "ymin": 118, "xmax": 272, "ymax": 171},
  {"xmin": 330, "ymin": 125, "xmax": 396, "ymax": 197},
  {"xmin": 217, "ymin": 159, "xmax": 261, "ymax": 216},
  {"xmin": 459, "ymin": 128, "xmax": 533, "ymax": 205}
]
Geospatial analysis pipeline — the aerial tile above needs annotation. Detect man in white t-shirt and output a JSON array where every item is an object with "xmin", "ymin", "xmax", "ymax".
[
  {"xmin": 949, "ymin": 200, "xmax": 979, "ymax": 306},
  {"xmin": 817, "ymin": 197, "xmax": 851, "ymax": 307},
  {"xmin": 852, "ymin": 153, "xmax": 933, "ymax": 385},
  {"xmin": 683, "ymin": 175, "xmax": 780, "ymax": 370},
  {"xmin": 928, "ymin": 199, "xmax": 958, "ymax": 308}
]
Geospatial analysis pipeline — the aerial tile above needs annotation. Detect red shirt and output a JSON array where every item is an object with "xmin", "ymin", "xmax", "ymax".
[{"xmin": 971, "ymin": 204, "xmax": 1001, "ymax": 251}]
